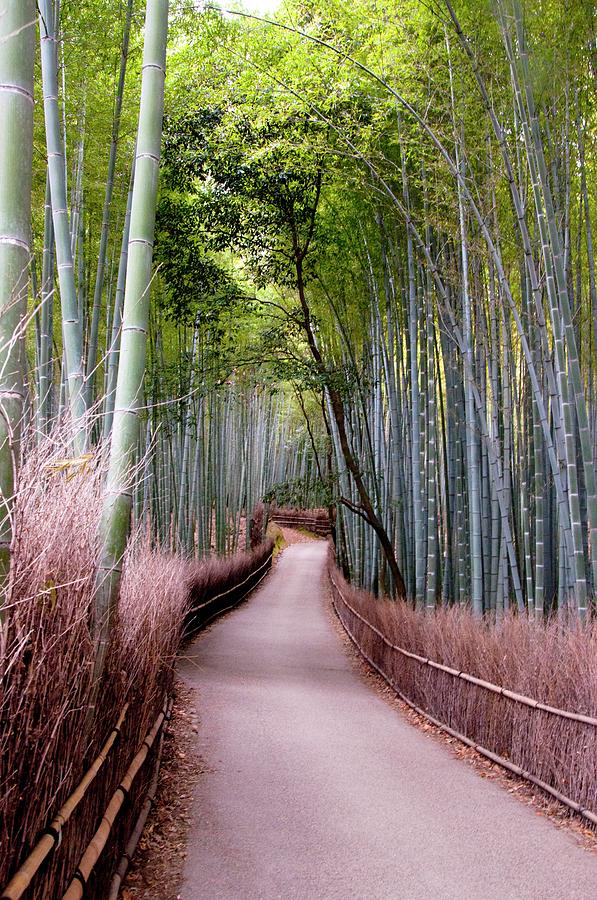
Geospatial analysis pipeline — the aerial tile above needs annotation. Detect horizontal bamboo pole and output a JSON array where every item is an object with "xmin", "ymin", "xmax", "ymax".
[
  {"xmin": 329, "ymin": 575, "xmax": 597, "ymax": 727},
  {"xmin": 270, "ymin": 515, "xmax": 328, "ymax": 523},
  {"xmin": 4, "ymin": 555, "xmax": 272, "ymax": 900},
  {"xmin": 1, "ymin": 705, "xmax": 129, "ymax": 900},
  {"xmin": 107, "ymin": 707, "xmax": 168, "ymax": 900},
  {"xmin": 330, "ymin": 577, "xmax": 597, "ymax": 827},
  {"xmin": 270, "ymin": 516, "xmax": 330, "ymax": 529},
  {"xmin": 197, "ymin": 558, "xmax": 273, "ymax": 629},
  {"xmin": 62, "ymin": 698, "xmax": 171, "ymax": 900}
]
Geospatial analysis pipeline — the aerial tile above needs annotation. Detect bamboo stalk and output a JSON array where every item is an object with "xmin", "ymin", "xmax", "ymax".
[
  {"xmin": 0, "ymin": 0, "xmax": 36, "ymax": 598},
  {"xmin": 92, "ymin": 0, "xmax": 169, "ymax": 696},
  {"xmin": 86, "ymin": 0, "xmax": 134, "ymax": 408},
  {"xmin": 39, "ymin": 0, "xmax": 87, "ymax": 450}
]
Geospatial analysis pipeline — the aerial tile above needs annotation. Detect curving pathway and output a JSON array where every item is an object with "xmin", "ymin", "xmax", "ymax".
[{"xmin": 178, "ymin": 542, "xmax": 596, "ymax": 899}]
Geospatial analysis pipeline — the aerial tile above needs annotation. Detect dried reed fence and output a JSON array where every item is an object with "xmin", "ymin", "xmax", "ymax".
[
  {"xmin": 185, "ymin": 539, "xmax": 274, "ymax": 635},
  {"xmin": 269, "ymin": 506, "xmax": 330, "ymax": 536},
  {"xmin": 0, "ymin": 439, "xmax": 273, "ymax": 899},
  {"xmin": 329, "ymin": 558, "xmax": 597, "ymax": 827}
]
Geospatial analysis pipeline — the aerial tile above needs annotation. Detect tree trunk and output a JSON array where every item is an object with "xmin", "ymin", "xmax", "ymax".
[{"xmin": 295, "ymin": 256, "xmax": 407, "ymax": 598}]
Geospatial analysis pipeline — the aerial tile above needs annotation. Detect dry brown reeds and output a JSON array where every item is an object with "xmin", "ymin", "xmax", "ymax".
[
  {"xmin": 328, "ymin": 553, "xmax": 597, "ymax": 824},
  {"xmin": 185, "ymin": 538, "xmax": 274, "ymax": 635},
  {"xmin": 0, "ymin": 437, "xmax": 273, "ymax": 898}
]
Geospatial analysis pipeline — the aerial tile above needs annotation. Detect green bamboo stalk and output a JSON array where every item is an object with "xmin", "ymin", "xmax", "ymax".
[
  {"xmin": 103, "ymin": 159, "xmax": 134, "ymax": 441},
  {"xmin": 397, "ymin": 121, "xmax": 424, "ymax": 605},
  {"xmin": 38, "ymin": 173, "xmax": 54, "ymax": 435},
  {"xmin": 39, "ymin": 0, "xmax": 87, "ymax": 450},
  {"xmin": 0, "ymin": 0, "xmax": 36, "ymax": 600},
  {"xmin": 575, "ymin": 90, "xmax": 597, "ymax": 416},
  {"xmin": 92, "ymin": 0, "xmax": 169, "ymax": 695},
  {"xmin": 424, "ymin": 257, "xmax": 439, "ymax": 609},
  {"xmin": 501, "ymin": 8, "xmax": 589, "ymax": 609},
  {"xmin": 177, "ymin": 316, "xmax": 199, "ymax": 549},
  {"xmin": 86, "ymin": 0, "xmax": 134, "ymax": 409},
  {"xmin": 446, "ymin": 38, "xmax": 483, "ymax": 614}
]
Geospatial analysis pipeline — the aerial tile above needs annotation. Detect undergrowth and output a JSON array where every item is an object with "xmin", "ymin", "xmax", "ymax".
[
  {"xmin": 266, "ymin": 522, "xmax": 286, "ymax": 557},
  {"xmin": 0, "ymin": 438, "xmax": 272, "ymax": 898},
  {"xmin": 329, "ymin": 551, "xmax": 597, "ymax": 823}
]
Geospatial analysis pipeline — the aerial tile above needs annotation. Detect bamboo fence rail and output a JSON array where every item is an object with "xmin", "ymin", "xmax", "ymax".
[
  {"xmin": 1, "ymin": 545, "xmax": 273, "ymax": 900},
  {"xmin": 330, "ymin": 574, "xmax": 597, "ymax": 827},
  {"xmin": 269, "ymin": 514, "xmax": 331, "ymax": 535},
  {"xmin": 61, "ymin": 551, "xmax": 273, "ymax": 897},
  {"xmin": 0, "ymin": 705, "xmax": 129, "ymax": 900},
  {"xmin": 61, "ymin": 698, "xmax": 172, "ymax": 900},
  {"xmin": 106, "ymin": 709, "xmax": 168, "ymax": 900},
  {"xmin": 185, "ymin": 549, "xmax": 274, "ymax": 634}
]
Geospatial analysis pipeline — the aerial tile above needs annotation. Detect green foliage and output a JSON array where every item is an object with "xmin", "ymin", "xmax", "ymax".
[
  {"xmin": 155, "ymin": 194, "xmax": 242, "ymax": 325},
  {"xmin": 264, "ymin": 474, "xmax": 331, "ymax": 508},
  {"xmin": 26, "ymin": 0, "xmax": 596, "ymax": 610},
  {"xmin": 163, "ymin": 102, "xmax": 328, "ymax": 287}
]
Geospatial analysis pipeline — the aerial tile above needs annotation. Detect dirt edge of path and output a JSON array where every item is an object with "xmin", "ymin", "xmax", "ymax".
[
  {"xmin": 119, "ymin": 679, "xmax": 203, "ymax": 900},
  {"xmin": 323, "ymin": 578, "xmax": 597, "ymax": 854}
]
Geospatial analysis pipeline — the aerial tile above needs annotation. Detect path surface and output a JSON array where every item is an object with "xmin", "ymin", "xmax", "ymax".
[{"xmin": 178, "ymin": 543, "xmax": 596, "ymax": 899}]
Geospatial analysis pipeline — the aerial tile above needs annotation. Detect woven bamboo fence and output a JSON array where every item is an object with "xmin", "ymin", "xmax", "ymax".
[{"xmin": 269, "ymin": 507, "xmax": 331, "ymax": 536}]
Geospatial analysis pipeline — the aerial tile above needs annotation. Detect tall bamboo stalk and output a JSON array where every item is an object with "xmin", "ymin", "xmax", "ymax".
[
  {"xmin": 39, "ymin": 0, "xmax": 87, "ymax": 450},
  {"xmin": 92, "ymin": 0, "xmax": 169, "ymax": 695},
  {"xmin": 86, "ymin": 0, "xmax": 134, "ymax": 408},
  {"xmin": 0, "ymin": 0, "xmax": 36, "ymax": 599}
]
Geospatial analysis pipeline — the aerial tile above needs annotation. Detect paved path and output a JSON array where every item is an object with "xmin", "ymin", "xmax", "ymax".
[{"xmin": 178, "ymin": 543, "xmax": 596, "ymax": 899}]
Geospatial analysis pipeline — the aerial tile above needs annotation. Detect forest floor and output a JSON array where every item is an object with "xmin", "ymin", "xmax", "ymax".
[{"xmin": 121, "ymin": 536, "xmax": 596, "ymax": 899}]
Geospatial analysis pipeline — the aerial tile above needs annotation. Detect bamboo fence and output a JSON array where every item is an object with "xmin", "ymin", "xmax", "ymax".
[
  {"xmin": 330, "ymin": 573, "xmax": 597, "ymax": 827},
  {"xmin": 1, "ymin": 544, "xmax": 274, "ymax": 900}
]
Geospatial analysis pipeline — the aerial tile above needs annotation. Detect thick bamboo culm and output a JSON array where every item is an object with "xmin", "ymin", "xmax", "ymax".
[
  {"xmin": 62, "ymin": 698, "xmax": 171, "ymax": 900},
  {"xmin": 1, "ymin": 705, "xmax": 128, "ymax": 900},
  {"xmin": 330, "ymin": 575, "xmax": 597, "ymax": 827}
]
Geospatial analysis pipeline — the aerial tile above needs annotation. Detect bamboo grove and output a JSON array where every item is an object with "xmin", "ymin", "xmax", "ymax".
[
  {"xmin": 0, "ymin": 0, "xmax": 594, "ymax": 652},
  {"xmin": 327, "ymin": 0, "xmax": 596, "ymax": 616},
  {"xmin": 164, "ymin": 0, "xmax": 596, "ymax": 616}
]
